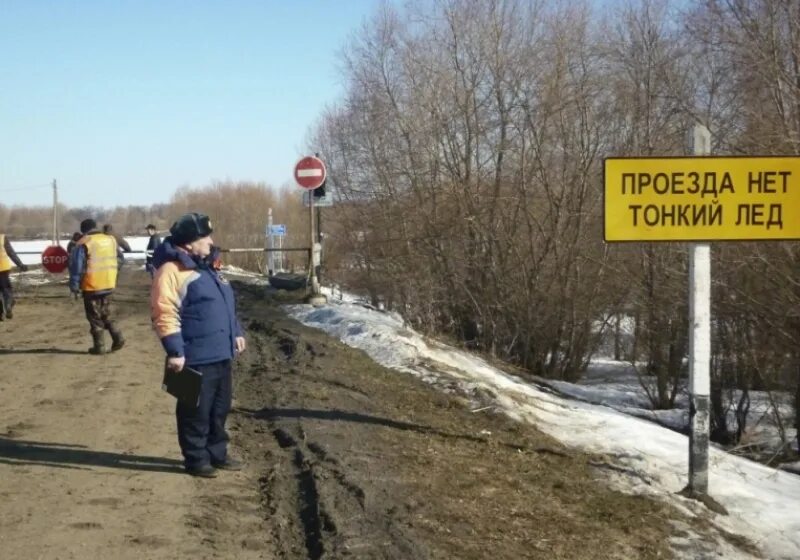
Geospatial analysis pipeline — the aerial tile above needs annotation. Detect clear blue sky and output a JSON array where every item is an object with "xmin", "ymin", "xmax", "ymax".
[{"xmin": 0, "ymin": 0, "xmax": 379, "ymax": 207}]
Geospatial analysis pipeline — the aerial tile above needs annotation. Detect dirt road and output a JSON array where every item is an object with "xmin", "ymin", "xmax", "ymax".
[{"xmin": 0, "ymin": 269, "xmax": 731, "ymax": 559}]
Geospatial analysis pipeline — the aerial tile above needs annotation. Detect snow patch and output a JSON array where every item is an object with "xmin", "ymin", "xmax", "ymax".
[{"xmin": 287, "ymin": 297, "xmax": 800, "ymax": 560}]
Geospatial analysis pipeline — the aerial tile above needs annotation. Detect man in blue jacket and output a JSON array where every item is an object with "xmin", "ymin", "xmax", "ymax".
[{"xmin": 150, "ymin": 212, "xmax": 246, "ymax": 478}]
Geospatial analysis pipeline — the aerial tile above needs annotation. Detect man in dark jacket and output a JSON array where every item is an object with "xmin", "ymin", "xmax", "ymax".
[
  {"xmin": 150, "ymin": 212, "xmax": 246, "ymax": 478},
  {"xmin": 0, "ymin": 233, "xmax": 29, "ymax": 320},
  {"xmin": 69, "ymin": 219, "xmax": 125, "ymax": 354},
  {"xmin": 145, "ymin": 224, "xmax": 161, "ymax": 278}
]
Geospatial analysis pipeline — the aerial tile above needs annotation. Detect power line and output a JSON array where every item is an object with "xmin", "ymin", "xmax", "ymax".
[{"xmin": 0, "ymin": 184, "xmax": 51, "ymax": 193}]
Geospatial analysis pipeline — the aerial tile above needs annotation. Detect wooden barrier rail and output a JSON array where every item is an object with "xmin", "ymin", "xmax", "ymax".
[{"xmin": 15, "ymin": 247, "xmax": 311, "ymax": 255}]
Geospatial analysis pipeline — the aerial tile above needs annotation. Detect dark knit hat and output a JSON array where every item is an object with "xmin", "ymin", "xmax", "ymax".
[
  {"xmin": 170, "ymin": 213, "xmax": 213, "ymax": 245},
  {"xmin": 80, "ymin": 218, "xmax": 97, "ymax": 234}
]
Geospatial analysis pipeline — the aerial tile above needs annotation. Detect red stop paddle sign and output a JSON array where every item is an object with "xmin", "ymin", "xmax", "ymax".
[
  {"xmin": 41, "ymin": 245, "xmax": 69, "ymax": 273},
  {"xmin": 294, "ymin": 156, "xmax": 327, "ymax": 190}
]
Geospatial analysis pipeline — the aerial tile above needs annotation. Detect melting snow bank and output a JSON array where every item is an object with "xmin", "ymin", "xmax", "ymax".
[{"xmin": 286, "ymin": 297, "xmax": 800, "ymax": 560}]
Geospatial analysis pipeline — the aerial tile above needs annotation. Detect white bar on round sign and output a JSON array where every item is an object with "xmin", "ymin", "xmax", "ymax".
[{"xmin": 297, "ymin": 169, "xmax": 323, "ymax": 177}]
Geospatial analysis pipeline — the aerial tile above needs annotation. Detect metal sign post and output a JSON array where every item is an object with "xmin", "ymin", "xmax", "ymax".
[
  {"xmin": 267, "ymin": 208, "xmax": 273, "ymax": 276},
  {"xmin": 309, "ymin": 191, "xmax": 318, "ymax": 292},
  {"xmin": 276, "ymin": 235, "xmax": 284, "ymax": 272}
]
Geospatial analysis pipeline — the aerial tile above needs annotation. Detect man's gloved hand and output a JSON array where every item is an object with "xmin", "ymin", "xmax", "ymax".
[{"xmin": 18, "ymin": 264, "xmax": 28, "ymax": 272}]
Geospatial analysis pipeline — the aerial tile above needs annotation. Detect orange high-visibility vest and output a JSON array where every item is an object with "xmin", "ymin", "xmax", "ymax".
[
  {"xmin": 0, "ymin": 234, "xmax": 11, "ymax": 273},
  {"xmin": 78, "ymin": 233, "xmax": 118, "ymax": 292}
]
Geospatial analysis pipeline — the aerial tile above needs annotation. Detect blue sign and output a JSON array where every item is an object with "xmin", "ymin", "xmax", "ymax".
[{"xmin": 268, "ymin": 224, "xmax": 287, "ymax": 236}]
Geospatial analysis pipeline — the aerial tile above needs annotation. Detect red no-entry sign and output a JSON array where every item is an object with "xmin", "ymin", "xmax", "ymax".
[
  {"xmin": 294, "ymin": 156, "xmax": 327, "ymax": 190},
  {"xmin": 41, "ymin": 245, "xmax": 69, "ymax": 273}
]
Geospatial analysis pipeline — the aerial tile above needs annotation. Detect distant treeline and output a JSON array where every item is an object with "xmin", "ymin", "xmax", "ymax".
[{"xmin": 0, "ymin": 181, "xmax": 311, "ymax": 271}]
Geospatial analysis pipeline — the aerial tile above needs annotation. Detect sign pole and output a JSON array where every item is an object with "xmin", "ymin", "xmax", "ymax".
[
  {"xmin": 688, "ymin": 124, "xmax": 711, "ymax": 496},
  {"xmin": 277, "ymin": 235, "xmax": 283, "ymax": 273},
  {"xmin": 316, "ymin": 204, "xmax": 322, "ymax": 284},
  {"xmin": 309, "ymin": 189, "xmax": 319, "ymax": 295},
  {"xmin": 267, "ymin": 207, "xmax": 274, "ymax": 277}
]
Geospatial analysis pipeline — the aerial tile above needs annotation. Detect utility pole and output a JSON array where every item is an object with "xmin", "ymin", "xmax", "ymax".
[{"xmin": 52, "ymin": 179, "xmax": 58, "ymax": 245}]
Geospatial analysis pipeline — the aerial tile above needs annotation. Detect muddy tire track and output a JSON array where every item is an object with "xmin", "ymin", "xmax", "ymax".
[{"xmin": 240, "ymin": 318, "xmax": 426, "ymax": 559}]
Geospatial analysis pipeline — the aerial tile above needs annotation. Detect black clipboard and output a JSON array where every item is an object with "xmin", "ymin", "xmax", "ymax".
[{"xmin": 162, "ymin": 359, "xmax": 203, "ymax": 407}]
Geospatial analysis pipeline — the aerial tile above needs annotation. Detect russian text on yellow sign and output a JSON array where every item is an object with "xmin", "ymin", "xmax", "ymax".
[{"xmin": 604, "ymin": 157, "xmax": 800, "ymax": 241}]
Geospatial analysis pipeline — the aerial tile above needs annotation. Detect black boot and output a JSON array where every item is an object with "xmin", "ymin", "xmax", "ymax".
[
  {"xmin": 1, "ymin": 291, "xmax": 14, "ymax": 319},
  {"xmin": 89, "ymin": 331, "xmax": 107, "ymax": 355},
  {"xmin": 110, "ymin": 329, "xmax": 125, "ymax": 352}
]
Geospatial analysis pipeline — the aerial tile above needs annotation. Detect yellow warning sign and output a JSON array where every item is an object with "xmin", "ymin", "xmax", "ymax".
[{"xmin": 604, "ymin": 156, "xmax": 800, "ymax": 241}]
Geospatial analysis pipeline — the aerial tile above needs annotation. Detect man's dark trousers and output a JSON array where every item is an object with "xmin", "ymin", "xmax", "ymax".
[
  {"xmin": 82, "ymin": 292, "xmax": 117, "ymax": 333},
  {"xmin": 0, "ymin": 271, "xmax": 14, "ymax": 318},
  {"xmin": 176, "ymin": 359, "xmax": 232, "ymax": 469}
]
